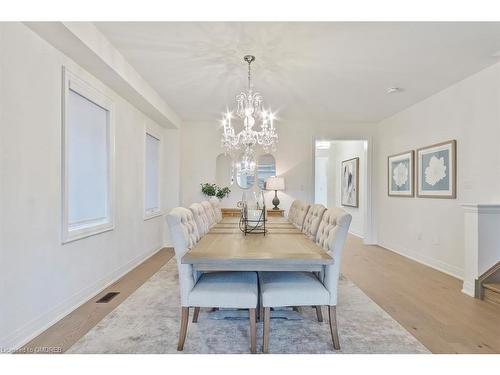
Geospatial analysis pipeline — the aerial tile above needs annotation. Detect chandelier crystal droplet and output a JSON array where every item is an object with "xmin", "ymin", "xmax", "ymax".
[{"xmin": 220, "ymin": 55, "xmax": 278, "ymax": 153}]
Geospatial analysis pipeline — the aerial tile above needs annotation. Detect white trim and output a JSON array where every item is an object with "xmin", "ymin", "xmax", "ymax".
[
  {"xmin": 312, "ymin": 136, "xmax": 375, "ymax": 245},
  {"xmin": 143, "ymin": 123, "xmax": 162, "ymax": 220},
  {"xmin": 460, "ymin": 203, "xmax": 500, "ymax": 296},
  {"xmin": 378, "ymin": 241, "xmax": 464, "ymax": 280},
  {"xmin": 349, "ymin": 230, "xmax": 364, "ymax": 239},
  {"xmin": 462, "ymin": 203, "xmax": 500, "ymax": 213},
  {"xmin": 1, "ymin": 245, "xmax": 163, "ymax": 352},
  {"xmin": 462, "ymin": 280, "xmax": 475, "ymax": 297},
  {"xmin": 61, "ymin": 67, "xmax": 116, "ymax": 243}
]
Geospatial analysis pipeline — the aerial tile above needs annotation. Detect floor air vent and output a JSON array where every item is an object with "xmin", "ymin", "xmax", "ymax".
[{"xmin": 96, "ymin": 292, "xmax": 120, "ymax": 303}]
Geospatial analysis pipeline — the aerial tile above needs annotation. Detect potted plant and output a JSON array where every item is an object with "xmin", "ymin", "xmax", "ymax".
[{"xmin": 200, "ymin": 183, "xmax": 231, "ymax": 200}]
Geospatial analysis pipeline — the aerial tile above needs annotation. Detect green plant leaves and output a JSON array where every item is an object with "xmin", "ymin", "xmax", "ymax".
[{"xmin": 200, "ymin": 183, "xmax": 231, "ymax": 199}]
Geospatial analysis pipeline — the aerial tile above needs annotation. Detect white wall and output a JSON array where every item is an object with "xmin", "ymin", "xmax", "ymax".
[
  {"xmin": 0, "ymin": 23, "xmax": 180, "ymax": 350},
  {"xmin": 328, "ymin": 141, "xmax": 367, "ymax": 238},
  {"xmin": 375, "ymin": 60, "xmax": 500, "ymax": 279},
  {"xmin": 314, "ymin": 150, "xmax": 329, "ymax": 206},
  {"xmin": 181, "ymin": 121, "xmax": 375, "ymax": 216}
]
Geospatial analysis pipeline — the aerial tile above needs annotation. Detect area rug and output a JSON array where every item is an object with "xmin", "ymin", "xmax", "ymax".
[{"xmin": 68, "ymin": 260, "xmax": 429, "ymax": 354}]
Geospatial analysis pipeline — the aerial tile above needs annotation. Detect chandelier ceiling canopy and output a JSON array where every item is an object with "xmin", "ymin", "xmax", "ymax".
[{"xmin": 220, "ymin": 55, "xmax": 278, "ymax": 154}]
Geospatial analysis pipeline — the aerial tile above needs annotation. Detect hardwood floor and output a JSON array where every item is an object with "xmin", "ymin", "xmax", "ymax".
[
  {"xmin": 342, "ymin": 235, "xmax": 500, "ymax": 354},
  {"xmin": 17, "ymin": 248, "xmax": 174, "ymax": 354},
  {"xmin": 16, "ymin": 236, "xmax": 500, "ymax": 354}
]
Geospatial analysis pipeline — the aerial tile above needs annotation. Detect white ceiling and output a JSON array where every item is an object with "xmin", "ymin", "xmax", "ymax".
[{"xmin": 95, "ymin": 22, "xmax": 500, "ymax": 123}]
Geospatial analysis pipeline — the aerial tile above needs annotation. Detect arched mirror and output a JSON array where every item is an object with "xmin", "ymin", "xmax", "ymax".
[
  {"xmin": 257, "ymin": 154, "xmax": 276, "ymax": 190},
  {"xmin": 215, "ymin": 153, "xmax": 234, "ymax": 186},
  {"xmin": 236, "ymin": 150, "xmax": 256, "ymax": 189}
]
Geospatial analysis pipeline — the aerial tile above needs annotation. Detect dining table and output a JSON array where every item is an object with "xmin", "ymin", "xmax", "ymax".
[{"xmin": 182, "ymin": 216, "xmax": 333, "ymax": 272}]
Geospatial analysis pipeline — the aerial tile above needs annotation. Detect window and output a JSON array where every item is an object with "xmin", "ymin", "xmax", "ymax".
[
  {"xmin": 62, "ymin": 68, "xmax": 114, "ymax": 243},
  {"xmin": 144, "ymin": 131, "xmax": 161, "ymax": 218}
]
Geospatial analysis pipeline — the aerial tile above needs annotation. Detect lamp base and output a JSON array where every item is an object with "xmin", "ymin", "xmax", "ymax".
[{"xmin": 272, "ymin": 190, "xmax": 280, "ymax": 210}]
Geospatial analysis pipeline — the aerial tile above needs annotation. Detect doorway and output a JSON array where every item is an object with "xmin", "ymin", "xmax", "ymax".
[{"xmin": 314, "ymin": 139, "xmax": 371, "ymax": 242}]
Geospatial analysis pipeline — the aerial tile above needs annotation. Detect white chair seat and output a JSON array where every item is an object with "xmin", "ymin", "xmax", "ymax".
[
  {"xmin": 259, "ymin": 271, "xmax": 330, "ymax": 307},
  {"xmin": 188, "ymin": 271, "xmax": 258, "ymax": 308}
]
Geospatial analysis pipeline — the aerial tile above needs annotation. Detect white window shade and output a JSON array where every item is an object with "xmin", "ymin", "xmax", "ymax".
[
  {"xmin": 67, "ymin": 90, "xmax": 109, "ymax": 227},
  {"xmin": 145, "ymin": 132, "xmax": 160, "ymax": 217},
  {"xmin": 62, "ymin": 68, "xmax": 114, "ymax": 243}
]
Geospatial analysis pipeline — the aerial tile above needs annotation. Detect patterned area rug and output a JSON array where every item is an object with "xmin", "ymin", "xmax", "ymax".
[{"xmin": 68, "ymin": 260, "xmax": 429, "ymax": 354}]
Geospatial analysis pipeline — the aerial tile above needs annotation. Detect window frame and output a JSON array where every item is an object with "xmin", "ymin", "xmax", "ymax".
[
  {"xmin": 61, "ymin": 67, "xmax": 115, "ymax": 243},
  {"xmin": 143, "ymin": 125, "xmax": 162, "ymax": 220}
]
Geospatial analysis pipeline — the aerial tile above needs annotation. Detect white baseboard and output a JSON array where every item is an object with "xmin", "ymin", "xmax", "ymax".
[
  {"xmin": 461, "ymin": 280, "xmax": 475, "ymax": 297},
  {"xmin": 378, "ymin": 241, "xmax": 464, "ymax": 280},
  {"xmin": 1, "ymin": 246, "xmax": 163, "ymax": 352},
  {"xmin": 349, "ymin": 230, "xmax": 364, "ymax": 239}
]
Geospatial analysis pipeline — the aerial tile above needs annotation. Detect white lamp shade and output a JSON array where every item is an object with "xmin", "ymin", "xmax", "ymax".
[{"xmin": 265, "ymin": 176, "xmax": 285, "ymax": 191}]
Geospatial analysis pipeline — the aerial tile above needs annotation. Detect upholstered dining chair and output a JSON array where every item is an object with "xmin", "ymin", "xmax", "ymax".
[
  {"xmin": 201, "ymin": 200, "xmax": 217, "ymax": 228},
  {"xmin": 287, "ymin": 200, "xmax": 299, "ymax": 221},
  {"xmin": 166, "ymin": 207, "xmax": 259, "ymax": 353},
  {"xmin": 287, "ymin": 200, "xmax": 310, "ymax": 231},
  {"xmin": 302, "ymin": 204, "xmax": 327, "ymax": 240},
  {"xmin": 189, "ymin": 202, "xmax": 210, "ymax": 236},
  {"xmin": 209, "ymin": 197, "xmax": 223, "ymax": 223},
  {"xmin": 258, "ymin": 207, "xmax": 352, "ymax": 353}
]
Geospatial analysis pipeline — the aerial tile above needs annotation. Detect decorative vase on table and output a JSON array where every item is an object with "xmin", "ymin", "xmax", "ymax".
[{"xmin": 239, "ymin": 191, "xmax": 267, "ymax": 235}]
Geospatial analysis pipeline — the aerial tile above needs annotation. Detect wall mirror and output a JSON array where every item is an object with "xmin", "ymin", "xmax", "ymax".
[
  {"xmin": 257, "ymin": 154, "xmax": 276, "ymax": 190},
  {"xmin": 235, "ymin": 152, "xmax": 256, "ymax": 189},
  {"xmin": 215, "ymin": 153, "xmax": 234, "ymax": 187}
]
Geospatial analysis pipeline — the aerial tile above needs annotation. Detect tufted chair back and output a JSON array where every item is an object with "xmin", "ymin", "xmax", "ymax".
[
  {"xmin": 315, "ymin": 207, "xmax": 352, "ymax": 306},
  {"xmin": 301, "ymin": 204, "xmax": 326, "ymax": 240},
  {"xmin": 288, "ymin": 200, "xmax": 299, "ymax": 221},
  {"xmin": 166, "ymin": 207, "xmax": 201, "ymax": 306},
  {"xmin": 288, "ymin": 200, "xmax": 310, "ymax": 230},
  {"xmin": 201, "ymin": 201, "xmax": 216, "ymax": 228},
  {"xmin": 209, "ymin": 197, "xmax": 223, "ymax": 223},
  {"xmin": 189, "ymin": 203, "xmax": 210, "ymax": 236}
]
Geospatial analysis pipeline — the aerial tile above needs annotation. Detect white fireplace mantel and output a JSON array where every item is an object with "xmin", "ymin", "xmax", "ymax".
[{"xmin": 461, "ymin": 204, "xmax": 500, "ymax": 297}]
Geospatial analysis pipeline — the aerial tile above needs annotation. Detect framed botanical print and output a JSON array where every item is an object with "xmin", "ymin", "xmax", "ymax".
[
  {"xmin": 341, "ymin": 157, "xmax": 359, "ymax": 207},
  {"xmin": 388, "ymin": 150, "xmax": 414, "ymax": 197},
  {"xmin": 417, "ymin": 140, "xmax": 456, "ymax": 199}
]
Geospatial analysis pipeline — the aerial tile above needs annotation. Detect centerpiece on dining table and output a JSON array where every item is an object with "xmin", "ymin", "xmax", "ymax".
[{"xmin": 238, "ymin": 191, "xmax": 267, "ymax": 235}]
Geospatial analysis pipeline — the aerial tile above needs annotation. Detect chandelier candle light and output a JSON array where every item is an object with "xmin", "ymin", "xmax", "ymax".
[{"xmin": 220, "ymin": 55, "xmax": 278, "ymax": 156}]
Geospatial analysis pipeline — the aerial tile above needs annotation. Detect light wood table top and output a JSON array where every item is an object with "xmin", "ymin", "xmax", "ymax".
[{"xmin": 182, "ymin": 218, "xmax": 332, "ymax": 272}]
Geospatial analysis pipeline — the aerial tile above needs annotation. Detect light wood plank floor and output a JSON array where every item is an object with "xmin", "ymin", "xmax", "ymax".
[
  {"xmin": 16, "ymin": 236, "xmax": 500, "ymax": 354},
  {"xmin": 17, "ymin": 248, "xmax": 174, "ymax": 354},
  {"xmin": 342, "ymin": 235, "xmax": 500, "ymax": 354}
]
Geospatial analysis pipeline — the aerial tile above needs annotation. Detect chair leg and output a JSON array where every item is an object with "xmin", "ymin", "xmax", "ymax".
[
  {"xmin": 249, "ymin": 308, "xmax": 257, "ymax": 354},
  {"xmin": 328, "ymin": 306, "xmax": 340, "ymax": 350},
  {"xmin": 192, "ymin": 307, "xmax": 200, "ymax": 323},
  {"xmin": 177, "ymin": 307, "xmax": 189, "ymax": 351},
  {"xmin": 315, "ymin": 306, "xmax": 323, "ymax": 322},
  {"xmin": 263, "ymin": 307, "xmax": 271, "ymax": 354}
]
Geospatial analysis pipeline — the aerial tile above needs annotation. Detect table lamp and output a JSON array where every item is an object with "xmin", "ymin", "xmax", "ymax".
[{"xmin": 265, "ymin": 176, "xmax": 285, "ymax": 210}]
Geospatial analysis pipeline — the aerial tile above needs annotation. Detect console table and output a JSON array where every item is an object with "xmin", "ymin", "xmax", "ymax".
[{"xmin": 221, "ymin": 208, "xmax": 285, "ymax": 218}]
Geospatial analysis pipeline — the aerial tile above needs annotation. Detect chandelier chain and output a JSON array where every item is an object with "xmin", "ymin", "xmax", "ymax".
[
  {"xmin": 220, "ymin": 55, "xmax": 278, "ymax": 155},
  {"xmin": 248, "ymin": 60, "xmax": 251, "ymax": 90}
]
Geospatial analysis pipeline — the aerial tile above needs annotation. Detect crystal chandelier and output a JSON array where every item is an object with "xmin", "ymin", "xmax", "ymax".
[{"xmin": 220, "ymin": 55, "xmax": 278, "ymax": 154}]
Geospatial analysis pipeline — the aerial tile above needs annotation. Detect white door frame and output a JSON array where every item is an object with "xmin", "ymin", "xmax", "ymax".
[{"xmin": 312, "ymin": 136, "xmax": 375, "ymax": 245}]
